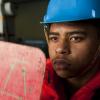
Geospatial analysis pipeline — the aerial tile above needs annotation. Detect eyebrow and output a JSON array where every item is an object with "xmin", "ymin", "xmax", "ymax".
[
  {"xmin": 66, "ymin": 30, "xmax": 87, "ymax": 36},
  {"xmin": 48, "ymin": 32, "xmax": 59, "ymax": 35},
  {"xmin": 49, "ymin": 30, "xmax": 87, "ymax": 36}
]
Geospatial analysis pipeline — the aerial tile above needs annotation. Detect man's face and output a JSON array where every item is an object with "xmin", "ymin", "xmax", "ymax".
[{"xmin": 47, "ymin": 22, "xmax": 100, "ymax": 79}]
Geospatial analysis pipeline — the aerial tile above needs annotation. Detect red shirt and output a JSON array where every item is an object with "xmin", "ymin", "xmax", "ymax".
[{"xmin": 40, "ymin": 59, "xmax": 100, "ymax": 100}]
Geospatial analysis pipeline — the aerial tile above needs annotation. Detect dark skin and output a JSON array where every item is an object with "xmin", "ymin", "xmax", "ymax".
[{"xmin": 45, "ymin": 22, "xmax": 100, "ymax": 94}]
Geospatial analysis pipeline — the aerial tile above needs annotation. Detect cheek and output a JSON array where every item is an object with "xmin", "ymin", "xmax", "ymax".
[
  {"xmin": 71, "ymin": 40, "xmax": 98, "ymax": 65},
  {"xmin": 48, "ymin": 43, "xmax": 56, "ymax": 59}
]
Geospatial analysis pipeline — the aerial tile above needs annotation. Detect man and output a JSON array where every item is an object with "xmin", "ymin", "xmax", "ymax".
[{"xmin": 41, "ymin": 0, "xmax": 100, "ymax": 100}]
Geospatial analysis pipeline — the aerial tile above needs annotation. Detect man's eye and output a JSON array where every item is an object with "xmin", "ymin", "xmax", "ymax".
[
  {"xmin": 69, "ymin": 35, "xmax": 85, "ymax": 42},
  {"xmin": 49, "ymin": 36, "xmax": 58, "ymax": 42}
]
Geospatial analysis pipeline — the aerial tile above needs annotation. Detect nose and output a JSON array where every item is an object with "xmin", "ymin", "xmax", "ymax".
[{"xmin": 56, "ymin": 42, "xmax": 70, "ymax": 55}]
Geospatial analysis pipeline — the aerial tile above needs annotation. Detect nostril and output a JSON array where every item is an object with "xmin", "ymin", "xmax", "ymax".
[
  {"xmin": 56, "ymin": 48, "xmax": 70, "ymax": 54},
  {"xmin": 61, "ymin": 51, "xmax": 67, "ymax": 54}
]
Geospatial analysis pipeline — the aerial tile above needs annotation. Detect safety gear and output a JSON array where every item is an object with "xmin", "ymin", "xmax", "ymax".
[{"xmin": 42, "ymin": 0, "xmax": 100, "ymax": 24}]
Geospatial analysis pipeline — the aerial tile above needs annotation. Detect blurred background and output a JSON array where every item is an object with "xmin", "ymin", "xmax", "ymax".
[{"xmin": 0, "ymin": 0, "xmax": 49, "ymax": 57}]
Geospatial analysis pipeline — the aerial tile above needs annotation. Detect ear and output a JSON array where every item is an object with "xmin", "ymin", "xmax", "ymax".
[
  {"xmin": 98, "ymin": 45, "xmax": 100, "ymax": 51},
  {"xmin": 97, "ymin": 47, "xmax": 100, "ymax": 56},
  {"xmin": 44, "ymin": 27, "xmax": 49, "ymax": 44}
]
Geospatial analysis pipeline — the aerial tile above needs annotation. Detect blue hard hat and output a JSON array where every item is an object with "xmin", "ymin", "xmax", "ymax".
[{"xmin": 42, "ymin": 0, "xmax": 100, "ymax": 24}]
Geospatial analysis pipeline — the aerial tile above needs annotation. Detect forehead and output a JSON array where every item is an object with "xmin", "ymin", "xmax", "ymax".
[
  {"xmin": 50, "ymin": 22, "xmax": 92, "ymax": 29},
  {"xmin": 49, "ymin": 22, "xmax": 97, "ymax": 33}
]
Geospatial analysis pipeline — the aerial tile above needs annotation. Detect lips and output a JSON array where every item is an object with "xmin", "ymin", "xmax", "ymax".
[{"xmin": 53, "ymin": 59, "xmax": 71, "ymax": 70}]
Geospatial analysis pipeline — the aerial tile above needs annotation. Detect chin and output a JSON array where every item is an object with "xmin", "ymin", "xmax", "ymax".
[{"xmin": 56, "ymin": 71, "xmax": 71, "ymax": 79}]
